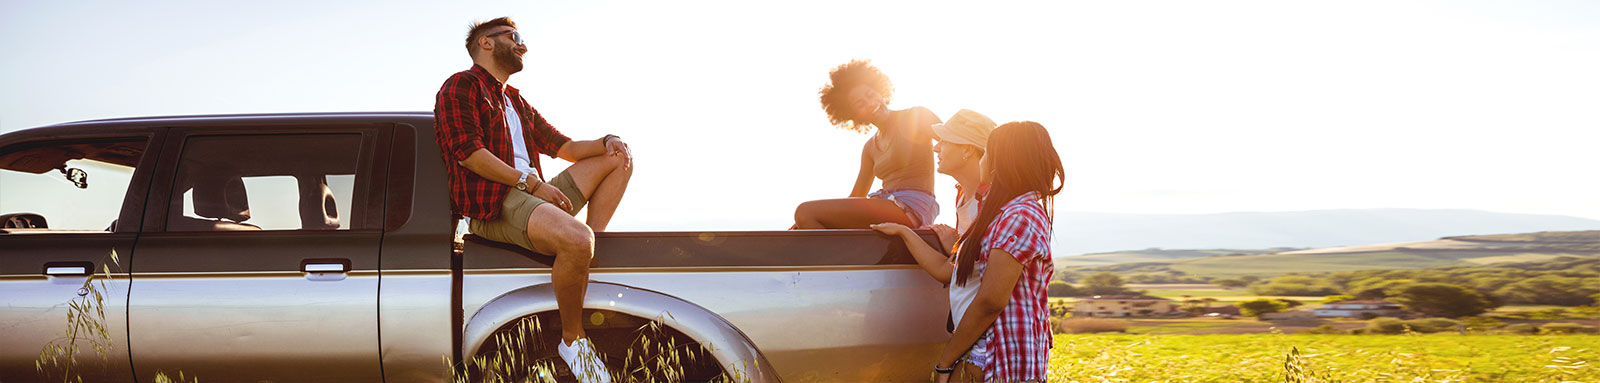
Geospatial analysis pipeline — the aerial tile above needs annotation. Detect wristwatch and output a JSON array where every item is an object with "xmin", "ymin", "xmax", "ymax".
[{"xmin": 514, "ymin": 170, "xmax": 532, "ymax": 192}]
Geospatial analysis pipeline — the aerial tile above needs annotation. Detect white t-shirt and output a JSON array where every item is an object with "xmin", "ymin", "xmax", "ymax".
[
  {"xmin": 955, "ymin": 192, "xmax": 980, "ymax": 235},
  {"xmin": 505, "ymin": 95, "xmax": 535, "ymax": 175},
  {"xmin": 467, "ymin": 97, "xmax": 537, "ymax": 227}
]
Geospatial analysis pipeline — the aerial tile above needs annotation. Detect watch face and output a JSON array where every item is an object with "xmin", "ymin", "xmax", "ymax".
[{"xmin": 516, "ymin": 182, "xmax": 527, "ymax": 191}]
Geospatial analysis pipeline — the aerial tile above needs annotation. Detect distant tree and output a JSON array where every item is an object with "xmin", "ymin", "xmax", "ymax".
[
  {"xmin": 1390, "ymin": 283, "xmax": 1494, "ymax": 318},
  {"xmin": 1047, "ymin": 281, "xmax": 1081, "ymax": 297},
  {"xmin": 1212, "ymin": 278, "xmax": 1248, "ymax": 289},
  {"xmin": 1237, "ymin": 298, "xmax": 1289, "ymax": 318},
  {"xmin": 1083, "ymin": 272, "xmax": 1128, "ymax": 296},
  {"xmin": 1239, "ymin": 275, "xmax": 1263, "ymax": 284},
  {"xmin": 1346, "ymin": 278, "xmax": 1417, "ymax": 299},
  {"xmin": 1572, "ymin": 306, "xmax": 1600, "ymax": 328},
  {"xmin": 1252, "ymin": 283, "xmax": 1340, "ymax": 296},
  {"xmin": 1054, "ymin": 270, "xmax": 1084, "ymax": 283},
  {"xmin": 1274, "ymin": 298, "xmax": 1304, "ymax": 308},
  {"xmin": 1181, "ymin": 299, "xmax": 1205, "ymax": 314},
  {"xmin": 1526, "ymin": 308, "xmax": 1569, "ymax": 320},
  {"xmin": 1250, "ymin": 275, "xmax": 1340, "ymax": 296},
  {"xmin": 1492, "ymin": 275, "xmax": 1600, "ymax": 306},
  {"xmin": 1363, "ymin": 318, "xmax": 1409, "ymax": 334},
  {"xmin": 1321, "ymin": 295, "xmax": 1354, "ymax": 303},
  {"xmin": 1180, "ymin": 297, "xmax": 1219, "ymax": 314}
]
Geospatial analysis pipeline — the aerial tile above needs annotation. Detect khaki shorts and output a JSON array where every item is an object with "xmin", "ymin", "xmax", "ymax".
[{"xmin": 468, "ymin": 170, "xmax": 586, "ymax": 252}]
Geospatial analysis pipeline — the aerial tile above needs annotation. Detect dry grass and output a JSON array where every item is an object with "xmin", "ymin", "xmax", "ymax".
[
  {"xmin": 35, "ymin": 249, "xmax": 119, "ymax": 383},
  {"xmin": 448, "ymin": 313, "xmax": 751, "ymax": 383}
]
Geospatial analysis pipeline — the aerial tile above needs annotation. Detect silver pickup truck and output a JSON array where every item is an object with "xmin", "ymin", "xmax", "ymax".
[{"xmin": 0, "ymin": 113, "xmax": 950, "ymax": 382}]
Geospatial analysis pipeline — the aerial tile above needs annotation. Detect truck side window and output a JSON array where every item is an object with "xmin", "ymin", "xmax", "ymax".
[
  {"xmin": 167, "ymin": 134, "xmax": 362, "ymax": 231},
  {"xmin": 0, "ymin": 139, "xmax": 146, "ymax": 233}
]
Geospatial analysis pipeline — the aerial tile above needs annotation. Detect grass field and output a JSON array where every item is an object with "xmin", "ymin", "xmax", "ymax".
[{"xmin": 1048, "ymin": 334, "xmax": 1600, "ymax": 382}]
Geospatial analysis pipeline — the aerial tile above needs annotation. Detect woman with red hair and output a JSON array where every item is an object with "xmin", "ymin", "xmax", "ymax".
[
  {"xmin": 793, "ymin": 59, "xmax": 942, "ymax": 229},
  {"xmin": 873, "ymin": 121, "xmax": 1062, "ymax": 382}
]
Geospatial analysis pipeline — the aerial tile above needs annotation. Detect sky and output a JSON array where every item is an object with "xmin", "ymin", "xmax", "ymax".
[{"xmin": 3, "ymin": 0, "xmax": 1599, "ymax": 232}]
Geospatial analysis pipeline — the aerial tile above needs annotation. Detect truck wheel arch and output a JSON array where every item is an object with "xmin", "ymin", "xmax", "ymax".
[{"xmin": 462, "ymin": 281, "xmax": 780, "ymax": 382}]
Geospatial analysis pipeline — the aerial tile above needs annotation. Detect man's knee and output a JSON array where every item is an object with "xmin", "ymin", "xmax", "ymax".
[
  {"xmin": 547, "ymin": 222, "xmax": 594, "ymax": 257},
  {"xmin": 522, "ymin": 207, "xmax": 593, "ymax": 255},
  {"xmin": 602, "ymin": 154, "xmax": 632, "ymax": 178}
]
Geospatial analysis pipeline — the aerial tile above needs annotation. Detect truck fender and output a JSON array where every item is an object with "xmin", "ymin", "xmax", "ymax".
[{"xmin": 462, "ymin": 281, "xmax": 780, "ymax": 382}]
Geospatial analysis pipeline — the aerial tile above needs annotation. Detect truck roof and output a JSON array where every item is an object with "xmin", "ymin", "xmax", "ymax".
[{"xmin": 7, "ymin": 112, "xmax": 434, "ymax": 138}]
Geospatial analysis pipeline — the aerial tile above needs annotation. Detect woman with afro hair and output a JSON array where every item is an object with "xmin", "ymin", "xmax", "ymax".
[{"xmin": 793, "ymin": 59, "xmax": 943, "ymax": 229}]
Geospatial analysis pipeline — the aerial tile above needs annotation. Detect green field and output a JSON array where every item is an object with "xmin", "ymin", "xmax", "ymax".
[{"xmin": 1048, "ymin": 334, "xmax": 1600, "ymax": 382}]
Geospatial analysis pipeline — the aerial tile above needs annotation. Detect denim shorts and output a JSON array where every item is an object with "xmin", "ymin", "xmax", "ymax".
[
  {"xmin": 868, "ymin": 188, "xmax": 939, "ymax": 227},
  {"xmin": 962, "ymin": 328, "xmax": 993, "ymax": 374}
]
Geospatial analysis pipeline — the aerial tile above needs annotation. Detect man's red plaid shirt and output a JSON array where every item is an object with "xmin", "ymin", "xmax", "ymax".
[{"xmin": 434, "ymin": 64, "xmax": 571, "ymax": 221}]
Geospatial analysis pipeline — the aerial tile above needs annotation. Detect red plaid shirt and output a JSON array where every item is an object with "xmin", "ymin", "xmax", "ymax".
[
  {"xmin": 434, "ymin": 65, "xmax": 571, "ymax": 220},
  {"xmin": 979, "ymin": 191, "xmax": 1054, "ymax": 381}
]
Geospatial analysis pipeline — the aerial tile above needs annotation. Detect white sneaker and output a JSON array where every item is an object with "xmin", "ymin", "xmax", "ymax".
[{"xmin": 557, "ymin": 337, "xmax": 613, "ymax": 383}]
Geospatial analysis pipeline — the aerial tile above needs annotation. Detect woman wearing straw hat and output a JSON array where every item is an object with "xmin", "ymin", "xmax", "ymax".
[
  {"xmin": 792, "ymin": 59, "xmax": 942, "ymax": 229},
  {"xmin": 932, "ymin": 109, "xmax": 999, "ymax": 240}
]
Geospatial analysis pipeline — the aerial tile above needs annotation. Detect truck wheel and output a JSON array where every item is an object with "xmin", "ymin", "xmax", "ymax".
[{"xmin": 467, "ymin": 309, "xmax": 727, "ymax": 382}]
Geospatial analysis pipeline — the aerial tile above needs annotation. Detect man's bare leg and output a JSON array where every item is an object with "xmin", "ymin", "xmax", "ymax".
[
  {"xmin": 524, "ymin": 203, "xmax": 596, "ymax": 343},
  {"xmin": 563, "ymin": 154, "xmax": 632, "ymax": 231}
]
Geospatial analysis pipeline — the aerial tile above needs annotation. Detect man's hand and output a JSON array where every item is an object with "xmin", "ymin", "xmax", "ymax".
[
  {"xmin": 531, "ymin": 180, "xmax": 574, "ymax": 212},
  {"xmin": 931, "ymin": 224, "xmax": 958, "ymax": 255},
  {"xmin": 604, "ymin": 136, "xmax": 633, "ymax": 169}
]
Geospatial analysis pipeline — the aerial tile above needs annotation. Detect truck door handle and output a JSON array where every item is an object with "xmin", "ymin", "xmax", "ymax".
[
  {"xmin": 43, "ymin": 262, "xmax": 93, "ymax": 276},
  {"xmin": 301, "ymin": 258, "xmax": 351, "ymax": 273}
]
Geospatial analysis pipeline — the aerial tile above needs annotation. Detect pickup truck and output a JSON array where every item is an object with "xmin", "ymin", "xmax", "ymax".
[{"xmin": 0, "ymin": 113, "xmax": 949, "ymax": 382}]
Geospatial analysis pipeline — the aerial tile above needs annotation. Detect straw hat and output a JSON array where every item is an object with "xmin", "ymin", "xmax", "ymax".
[{"xmin": 931, "ymin": 109, "xmax": 997, "ymax": 148}]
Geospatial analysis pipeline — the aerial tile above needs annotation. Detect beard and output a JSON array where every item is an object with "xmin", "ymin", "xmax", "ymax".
[{"xmin": 493, "ymin": 42, "xmax": 524, "ymax": 73}]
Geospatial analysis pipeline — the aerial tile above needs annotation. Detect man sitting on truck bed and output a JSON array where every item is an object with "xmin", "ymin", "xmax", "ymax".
[{"xmin": 433, "ymin": 16, "xmax": 633, "ymax": 382}]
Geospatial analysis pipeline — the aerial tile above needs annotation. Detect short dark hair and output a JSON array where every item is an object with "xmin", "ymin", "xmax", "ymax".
[
  {"xmin": 465, "ymin": 17, "xmax": 517, "ymax": 57},
  {"xmin": 818, "ymin": 59, "xmax": 893, "ymax": 133}
]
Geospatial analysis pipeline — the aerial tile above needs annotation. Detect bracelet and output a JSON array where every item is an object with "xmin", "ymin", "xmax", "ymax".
[
  {"xmin": 601, "ymin": 134, "xmax": 620, "ymax": 146},
  {"xmin": 933, "ymin": 364, "xmax": 955, "ymax": 374}
]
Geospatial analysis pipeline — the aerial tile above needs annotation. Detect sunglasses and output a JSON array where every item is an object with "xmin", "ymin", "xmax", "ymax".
[{"xmin": 484, "ymin": 29, "xmax": 524, "ymax": 45}]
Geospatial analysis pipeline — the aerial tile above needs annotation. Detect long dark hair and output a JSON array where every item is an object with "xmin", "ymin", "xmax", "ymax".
[{"xmin": 954, "ymin": 121, "xmax": 1063, "ymax": 285}]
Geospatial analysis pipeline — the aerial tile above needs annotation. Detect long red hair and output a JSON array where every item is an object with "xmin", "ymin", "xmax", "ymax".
[{"xmin": 954, "ymin": 121, "xmax": 1063, "ymax": 285}]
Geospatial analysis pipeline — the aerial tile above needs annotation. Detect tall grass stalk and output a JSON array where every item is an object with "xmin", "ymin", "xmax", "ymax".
[{"xmin": 35, "ymin": 249, "xmax": 119, "ymax": 383}]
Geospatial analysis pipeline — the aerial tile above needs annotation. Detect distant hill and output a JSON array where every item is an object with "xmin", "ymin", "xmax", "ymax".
[
  {"xmin": 1065, "ymin": 230, "xmax": 1600, "ymax": 278},
  {"xmin": 1055, "ymin": 248, "xmax": 1293, "ymax": 267},
  {"xmin": 1054, "ymin": 208, "xmax": 1600, "ymax": 256}
]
